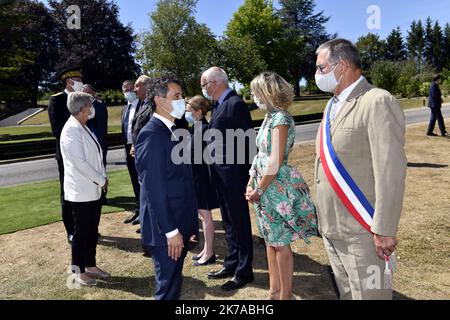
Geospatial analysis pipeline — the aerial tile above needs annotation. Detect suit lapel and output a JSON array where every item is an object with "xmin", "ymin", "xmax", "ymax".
[
  {"xmin": 331, "ymin": 78, "xmax": 373, "ymax": 135},
  {"xmin": 210, "ymin": 90, "xmax": 235, "ymax": 123}
]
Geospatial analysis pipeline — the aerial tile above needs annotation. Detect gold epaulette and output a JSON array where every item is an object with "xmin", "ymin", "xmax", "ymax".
[{"xmin": 52, "ymin": 92, "xmax": 63, "ymax": 97}]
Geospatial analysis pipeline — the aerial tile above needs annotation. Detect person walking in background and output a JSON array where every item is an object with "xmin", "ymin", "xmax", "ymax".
[
  {"xmin": 314, "ymin": 39, "xmax": 407, "ymax": 300},
  {"xmin": 185, "ymin": 95, "xmax": 219, "ymax": 267},
  {"xmin": 245, "ymin": 72, "xmax": 319, "ymax": 300},
  {"xmin": 121, "ymin": 80, "xmax": 141, "ymax": 225},
  {"xmin": 201, "ymin": 67, "xmax": 255, "ymax": 291},
  {"xmin": 60, "ymin": 92, "xmax": 110, "ymax": 287},
  {"xmin": 427, "ymin": 74, "xmax": 448, "ymax": 137},
  {"xmin": 48, "ymin": 66, "xmax": 83, "ymax": 244},
  {"xmin": 135, "ymin": 77, "xmax": 198, "ymax": 300}
]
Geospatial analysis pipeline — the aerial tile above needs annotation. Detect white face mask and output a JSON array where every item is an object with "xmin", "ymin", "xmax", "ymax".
[
  {"xmin": 315, "ymin": 63, "xmax": 341, "ymax": 93},
  {"xmin": 202, "ymin": 88, "xmax": 213, "ymax": 101},
  {"xmin": 168, "ymin": 99, "xmax": 186, "ymax": 119},
  {"xmin": 124, "ymin": 91, "xmax": 137, "ymax": 103},
  {"xmin": 71, "ymin": 80, "xmax": 84, "ymax": 92},
  {"xmin": 253, "ymin": 96, "xmax": 267, "ymax": 110},
  {"xmin": 88, "ymin": 105, "xmax": 95, "ymax": 120}
]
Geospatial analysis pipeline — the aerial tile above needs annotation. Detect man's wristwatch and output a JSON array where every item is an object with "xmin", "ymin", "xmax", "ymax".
[{"xmin": 256, "ymin": 187, "xmax": 265, "ymax": 196}]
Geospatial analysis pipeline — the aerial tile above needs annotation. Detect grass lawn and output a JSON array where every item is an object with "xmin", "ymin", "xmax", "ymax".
[
  {"xmin": 0, "ymin": 169, "xmax": 134, "ymax": 235},
  {"xmin": 0, "ymin": 121, "xmax": 449, "ymax": 299}
]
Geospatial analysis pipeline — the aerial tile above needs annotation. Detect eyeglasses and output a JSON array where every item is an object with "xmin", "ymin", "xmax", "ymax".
[
  {"xmin": 316, "ymin": 62, "xmax": 338, "ymax": 74},
  {"xmin": 201, "ymin": 80, "xmax": 213, "ymax": 88}
]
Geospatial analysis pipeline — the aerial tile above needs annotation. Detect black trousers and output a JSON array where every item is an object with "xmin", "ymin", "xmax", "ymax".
[
  {"xmin": 427, "ymin": 107, "xmax": 447, "ymax": 135},
  {"xmin": 125, "ymin": 144, "xmax": 140, "ymax": 209},
  {"xmin": 57, "ymin": 157, "xmax": 74, "ymax": 236},
  {"xmin": 212, "ymin": 171, "xmax": 254, "ymax": 280},
  {"xmin": 70, "ymin": 200, "xmax": 102, "ymax": 274}
]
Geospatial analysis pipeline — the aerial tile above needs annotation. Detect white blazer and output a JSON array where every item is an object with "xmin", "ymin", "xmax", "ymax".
[{"xmin": 60, "ymin": 116, "xmax": 107, "ymax": 202}]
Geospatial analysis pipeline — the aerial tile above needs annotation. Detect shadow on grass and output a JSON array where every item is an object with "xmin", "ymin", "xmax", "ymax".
[
  {"xmin": 98, "ymin": 235, "xmax": 143, "ymax": 253},
  {"xmin": 104, "ymin": 196, "xmax": 136, "ymax": 212},
  {"xmin": 407, "ymin": 162, "xmax": 448, "ymax": 169}
]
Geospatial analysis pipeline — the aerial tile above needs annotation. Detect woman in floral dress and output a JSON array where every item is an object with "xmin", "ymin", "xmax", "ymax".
[{"xmin": 245, "ymin": 72, "xmax": 319, "ymax": 300}]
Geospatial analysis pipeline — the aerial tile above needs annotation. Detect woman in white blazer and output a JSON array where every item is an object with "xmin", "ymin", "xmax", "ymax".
[{"xmin": 60, "ymin": 92, "xmax": 110, "ymax": 287}]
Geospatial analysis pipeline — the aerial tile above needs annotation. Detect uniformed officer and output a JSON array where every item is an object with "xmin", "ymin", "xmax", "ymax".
[{"xmin": 48, "ymin": 66, "xmax": 84, "ymax": 244}]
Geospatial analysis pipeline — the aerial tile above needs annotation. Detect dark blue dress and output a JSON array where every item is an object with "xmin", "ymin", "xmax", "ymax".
[{"xmin": 190, "ymin": 118, "xmax": 219, "ymax": 211}]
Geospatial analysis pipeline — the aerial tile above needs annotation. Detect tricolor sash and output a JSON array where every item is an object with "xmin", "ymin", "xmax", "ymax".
[{"xmin": 319, "ymin": 100, "xmax": 374, "ymax": 233}]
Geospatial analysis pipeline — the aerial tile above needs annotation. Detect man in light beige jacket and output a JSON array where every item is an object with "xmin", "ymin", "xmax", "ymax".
[{"xmin": 314, "ymin": 39, "xmax": 407, "ymax": 300}]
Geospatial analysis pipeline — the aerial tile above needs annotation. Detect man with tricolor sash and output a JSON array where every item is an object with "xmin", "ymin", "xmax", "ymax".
[{"xmin": 314, "ymin": 39, "xmax": 407, "ymax": 300}]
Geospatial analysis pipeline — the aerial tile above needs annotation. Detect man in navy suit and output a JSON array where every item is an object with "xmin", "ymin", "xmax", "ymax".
[
  {"xmin": 201, "ymin": 67, "xmax": 256, "ymax": 291},
  {"xmin": 83, "ymin": 84, "xmax": 109, "ymax": 167},
  {"xmin": 135, "ymin": 77, "xmax": 198, "ymax": 300},
  {"xmin": 427, "ymin": 74, "xmax": 448, "ymax": 137}
]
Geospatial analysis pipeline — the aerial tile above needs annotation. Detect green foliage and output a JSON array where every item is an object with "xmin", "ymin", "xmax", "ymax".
[
  {"xmin": 138, "ymin": 0, "xmax": 216, "ymax": 95},
  {"xmin": 385, "ymin": 27, "xmax": 406, "ymax": 61},
  {"xmin": 370, "ymin": 60, "xmax": 401, "ymax": 93},
  {"xmin": 356, "ymin": 33, "xmax": 385, "ymax": 74},
  {"xmin": 407, "ymin": 20, "xmax": 426, "ymax": 70}
]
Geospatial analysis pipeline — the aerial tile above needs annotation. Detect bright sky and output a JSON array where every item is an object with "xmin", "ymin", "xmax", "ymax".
[{"xmin": 113, "ymin": 0, "xmax": 450, "ymax": 41}]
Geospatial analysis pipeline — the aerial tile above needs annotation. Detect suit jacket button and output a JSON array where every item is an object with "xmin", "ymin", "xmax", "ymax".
[{"xmin": 316, "ymin": 179, "xmax": 320, "ymax": 184}]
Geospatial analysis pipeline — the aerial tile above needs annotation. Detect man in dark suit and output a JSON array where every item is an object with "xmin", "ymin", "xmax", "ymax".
[
  {"xmin": 201, "ymin": 67, "xmax": 256, "ymax": 291},
  {"xmin": 135, "ymin": 77, "xmax": 198, "ymax": 300},
  {"xmin": 427, "ymin": 74, "xmax": 448, "ymax": 137},
  {"xmin": 48, "ymin": 66, "xmax": 84, "ymax": 243},
  {"xmin": 121, "ymin": 79, "xmax": 142, "ymax": 225},
  {"xmin": 83, "ymin": 84, "xmax": 108, "ymax": 167}
]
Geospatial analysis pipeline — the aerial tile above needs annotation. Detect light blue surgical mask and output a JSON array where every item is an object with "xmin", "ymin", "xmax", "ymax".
[
  {"xmin": 124, "ymin": 91, "xmax": 137, "ymax": 103},
  {"xmin": 185, "ymin": 111, "xmax": 195, "ymax": 125},
  {"xmin": 170, "ymin": 99, "xmax": 186, "ymax": 119}
]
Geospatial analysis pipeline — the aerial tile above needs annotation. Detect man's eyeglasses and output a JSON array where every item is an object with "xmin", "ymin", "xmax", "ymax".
[
  {"xmin": 316, "ymin": 62, "xmax": 338, "ymax": 74},
  {"xmin": 201, "ymin": 80, "xmax": 213, "ymax": 88}
]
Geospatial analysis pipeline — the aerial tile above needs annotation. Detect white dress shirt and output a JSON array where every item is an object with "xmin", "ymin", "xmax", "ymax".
[
  {"xmin": 331, "ymin": 75, "xmax": 365, "ymax": 120},
  {"xmin": 126, "ymin": 98, "xmax": 139, "ymax": 144},
  {"xmin": 152, "ymin": 112, "xmax": 179, "ymax": 239}
]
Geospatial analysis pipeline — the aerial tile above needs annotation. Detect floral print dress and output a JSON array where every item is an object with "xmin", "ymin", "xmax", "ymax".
[{"xmin": 249, "ymin": 110, "xmax": 319, "ymax": 247}]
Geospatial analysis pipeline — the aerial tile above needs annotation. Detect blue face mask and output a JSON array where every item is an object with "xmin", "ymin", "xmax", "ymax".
[{"xmin": 185, "ymin": 112, "xmax": 195, "ymax": 125}]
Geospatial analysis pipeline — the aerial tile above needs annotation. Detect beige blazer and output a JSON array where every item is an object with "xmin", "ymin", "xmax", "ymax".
[{"xmin": 314, "ymin": 78, "xmax": 407, "ymax": 239}]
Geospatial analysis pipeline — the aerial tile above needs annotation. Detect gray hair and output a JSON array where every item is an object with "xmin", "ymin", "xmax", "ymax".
[
  {"xmin": 316, "ymin": 38, "xmax": 362, "ymax": 69},
  {"xmin": 67, "ymin": 92, "xmax": 93, "ymax": 115},
  {"xmin": 203, "ymin": 67, "xmax": 229, "ymax": 85}
]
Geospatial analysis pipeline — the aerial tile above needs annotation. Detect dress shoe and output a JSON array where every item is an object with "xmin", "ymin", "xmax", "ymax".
[
  {"xmin": 221, "ymin": 275, "xmax": 254, "ymax": 291},
  {"xmin": 85, "ymin": 270, "xmax": 111, "ymax": 280},
  {"xmin": 132, "ymin": 218, "xmax": 140, "ymax": 226},
  {"xmin": 207, "ymin": 267, "xmax": 235, "ymax": 280},
  {"xmin": 427, "ymin": 133, "xmax": 438, "ymax": 136},
  {"xmin": 136, "ymin": 228, "xmax": 141, "ymax": 234},
  {"xmin": 442, "ymin": 132, "xmax": 449, "ymax": 137},
  {"xmin": 193, "ymin": 254, "xmax": 216, "ymax": 267},
  {"xmin": 192, "ymin": 253, "xmax": 203, "ymax": 261},
  {"xmin": 123, "ymin": 211, "xmax": 139, "ymax": 224},
  {"xmin": 75, "ymin": 276, "xmax": 97, "ymax": 287}
]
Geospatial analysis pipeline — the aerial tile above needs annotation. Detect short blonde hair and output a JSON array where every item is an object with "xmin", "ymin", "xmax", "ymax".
[{"xmin": 250, "ymin": 72, "xmax": 294, "ymax": 111}]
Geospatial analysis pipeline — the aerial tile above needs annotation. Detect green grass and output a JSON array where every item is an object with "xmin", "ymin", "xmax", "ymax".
[
  {"xmin": 0, "ymin": 169, "xmax": 134, "ymax": 235},
  {"xmin": 0, "ymin": 125, "xmax": 121, "ymax": 144}
]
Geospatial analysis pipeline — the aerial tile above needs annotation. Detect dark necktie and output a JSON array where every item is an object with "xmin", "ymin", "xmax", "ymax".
[{"xmin": 211, "ymin": 101, "xmax": 219, "ymax": 116}]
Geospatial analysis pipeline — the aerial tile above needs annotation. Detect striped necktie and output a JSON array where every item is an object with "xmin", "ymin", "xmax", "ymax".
[{"xmin": 329, "ymin": 96, "xmax": 339, "ymax": 125}]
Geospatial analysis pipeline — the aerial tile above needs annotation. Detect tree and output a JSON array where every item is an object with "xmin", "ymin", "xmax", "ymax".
[
  {"xmin": 424, "ymin": 17, "xmax": 434, "ymax": 67},
  {"xmin": 369, "ymin": 60, "xmax": 401, "ymax": 93},
  {"xmin": 407, "ymin": 20, "xmax": 425, "ymax": 71},
  {"xmin": 278, "ymin": 0, "xmax": 333, "ymax": 96},
  {"xmin": 48, "ymin": 0, "xmax": 140, "ymax": 91},
  {"xmin": 355, "ymin": 33, "xmax": 385, "ymax": 74},
  {"xmin": 431, "ymin": 21, "xmax": 444, "ymax": 71},
  {"xmin": 15, "ymin": 0, "xmax": 59, "ymax": 105},
  {"xmin": 385, "ymin": 27, "xmax": 406, "ymax": 61},
  {"xmin": 0, "ymin": 0, "xmax": 34, "ymax": 106},
  {"xmin": 225, "ymin": 0, "xmax": 284, "ymax": 77},
  {"xmin": 444, "ymin": 23, "xmax": 450, "ymax": 70},
  {"xmin": 218, "ymin": 35, "xmax": 267, "ymax": 85},
  {"xmin": 138, "ymin": 0, "xmax": 217, "ymax": 95}
]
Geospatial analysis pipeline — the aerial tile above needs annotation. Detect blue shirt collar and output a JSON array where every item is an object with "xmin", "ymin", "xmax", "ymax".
[{"xmin": 217, "ymin": 88, "xmax": 232, "ymax": 106}]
